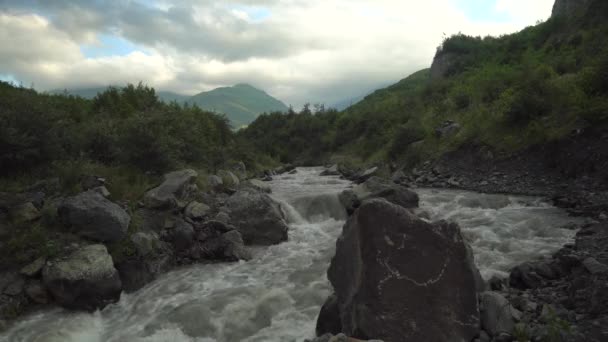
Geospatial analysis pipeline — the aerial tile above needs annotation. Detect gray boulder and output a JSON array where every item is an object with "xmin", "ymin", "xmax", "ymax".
[
  {"xmin": 58, "ymin": 191, "xmax": 130, "ymax": 242},
  {"xmin": 320, "ymin": 165, "xmax": 340, "ymax": 176},
  {"xmin": 184, "ymin": 201, "xmax": 211, "ymax": 221},
  {"xmin": 224, "ymin": 189, "xmax": 288, "ymax": 245},
  {"xmin": 322, "ymin": 199, "xmax": 480, "ymax": 341},
  {"xmin": 42, "ymin": 244, "xmax": 122, "ymax": 310},
  {"xmin": 218, "ymin": 170, "xmax": 240, "ymax": 187},
  {"xmin": 162, "ymin": 218, "xmax": 195, "ymax": 251},
  {"xmin": 354, "ymin": 166, "xmax": 378, "ymax": 183},
  {"xmin": 144, "ymin": 169, "xmax": 198, "ymax": 209},
  {"xmin": 480, "ymin": 291, "xmax": 516, "ymax": 337},
  {"xmin": 435, "ymin": 120, "xmax": 461, "ymax": 138}
]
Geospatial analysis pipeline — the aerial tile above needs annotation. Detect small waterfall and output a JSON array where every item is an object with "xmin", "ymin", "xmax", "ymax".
[{"xmin": 290, "ymin": 193, "xmax": 347, "ymax": 223}]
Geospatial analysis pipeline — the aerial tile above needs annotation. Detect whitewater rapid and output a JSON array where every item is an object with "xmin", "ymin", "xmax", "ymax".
[{"xmin": 0, "ymin": 168, "xmax": 583, "ymax": 342}]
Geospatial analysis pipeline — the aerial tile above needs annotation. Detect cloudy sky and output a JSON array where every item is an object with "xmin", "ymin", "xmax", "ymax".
[{"xmin": 0, "ymin": 0, "xmax": 555, "ymax": 107}]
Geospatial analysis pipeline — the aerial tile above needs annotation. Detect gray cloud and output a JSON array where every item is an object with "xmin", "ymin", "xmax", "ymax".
[{"xmin": 0, "ymin": 0, "xmax": 555, "ymax": 107}]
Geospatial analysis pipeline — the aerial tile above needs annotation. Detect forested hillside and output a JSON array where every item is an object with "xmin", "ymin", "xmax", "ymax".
[{"xmin": 241, "ymin": 0, "xmax": 608, "ymax": 168}]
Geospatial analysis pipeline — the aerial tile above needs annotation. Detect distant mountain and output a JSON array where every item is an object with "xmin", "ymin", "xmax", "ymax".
[
  {"xmin": 188, "ymin": 84, "xmax": 289, "ymax": 128},
  {"xmin": 51, "ymin": 83, "xmax": 288, "ymax": 127}
]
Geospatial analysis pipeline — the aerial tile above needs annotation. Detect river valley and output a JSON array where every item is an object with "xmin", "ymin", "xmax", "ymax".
[{"xmin": 0, "ymin": 168, "xmax": 583, "ymax": 342}]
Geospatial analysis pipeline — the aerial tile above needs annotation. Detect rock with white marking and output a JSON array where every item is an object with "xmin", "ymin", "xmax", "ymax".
[{"xmin": 319, "ymin": 199, "xmax": 481, "ymax": 341}]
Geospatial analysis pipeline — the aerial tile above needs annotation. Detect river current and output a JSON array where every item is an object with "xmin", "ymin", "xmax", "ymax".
[{"xmin": 0, "ymin": 167, "xmax": 582, "ymax": 342}]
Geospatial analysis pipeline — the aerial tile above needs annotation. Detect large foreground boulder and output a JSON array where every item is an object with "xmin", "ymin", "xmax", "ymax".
[
  {"xmin": 322, "ymin": 199, "xmax": 480, "ymax": 342},
  {"xmin": 144, "ymin": 169, "xmax": 198, "ymax": 209},
  {"xmin": 42, "ymin": 244, "xmax": 122, "ymax": 310},
  {"xmin": 224, "ymin": 189, "xmax": 289, "ymax": 245},
  {"xmin": 58, "ymin": 191, "xmax": 130, "ymax": 242}
]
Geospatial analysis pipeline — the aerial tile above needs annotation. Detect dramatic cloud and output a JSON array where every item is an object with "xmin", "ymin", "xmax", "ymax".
[{"xmin": 0, "ymin": 0, "xmax": 555, "ymax": 107}]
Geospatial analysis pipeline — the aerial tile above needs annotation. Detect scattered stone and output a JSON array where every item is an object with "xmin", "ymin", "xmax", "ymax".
[
  {"xmin": 144, "ymin": 169, "xmax": 198, "ymax": 209},
  {"xmin": 218, "ymin": 170, "xmax": 240, "ymax": 187},
  {"xmin": 80, "ymin": 175, "xmax": 106, "ymax": 191},
  {"xmin": 42, "ymin": 244, "xmax": 122, "ymax": 310},
  {"xmin": 207, "ymin": 175, "xmax": 224, "ymax": 191},
  {"xmin": 224, "ymin": 189, "xmax": 288, "ymax": 245},
  {"xmin": 58, "ymin": 190, "xmax": 130, "ymax": 243},
  {"xmin": 20, "ymin": 257, "xmax": 46, "ymax": 277},
  {"xmin": 321, "ymin": 199, "xmax": 480, "ymax": 341},
  {"xmin": 184, "ymin": 201, "xmax": 211, "ymax": 221},
  {"xmin": 130, "ymin": 232, "xmax": 163, "ymax": 257},
  {"xmin": 163, "ymin": 218, "xmax": 195, "ymax": 251},
  {"xmin": 509, "ymin": 263, "xmax": 544, "ymax": 289}
]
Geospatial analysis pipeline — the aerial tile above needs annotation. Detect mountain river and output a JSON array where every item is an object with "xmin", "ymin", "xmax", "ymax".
[{"xmin": 0, "ymin": 167, "xmax": 583, "ymax": 342}]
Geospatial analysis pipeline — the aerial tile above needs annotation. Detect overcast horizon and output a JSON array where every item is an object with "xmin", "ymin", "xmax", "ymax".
[{"xmin": 0, "ymin": 0, "xmax": 555, "ymax": 108}]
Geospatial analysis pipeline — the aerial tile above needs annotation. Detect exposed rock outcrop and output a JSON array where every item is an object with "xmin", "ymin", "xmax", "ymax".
[
  {"xmin": 144, "ymin": 169, "xmax": 198, "ymax": 209},
  {"xmin": 552, "ymin": 0, "xmax": 591, "ymax": 17},
  {"xmin": 224, "ymin": 188, "xmax": 289, "ymax": 245},
  {"xmin": 319, "ymin": 199, "xmax": 481, "ymax": 341},
  {"xmin": 240, "ymin": 179, "xmax": 272, "ymax": 193},
  {"xmin": 42, "ymin": 244, "xmax": 122, "ymax": 310},
  {"xmin": 58, "ymin": 191, "xmax": 130, "ymax": 243}
]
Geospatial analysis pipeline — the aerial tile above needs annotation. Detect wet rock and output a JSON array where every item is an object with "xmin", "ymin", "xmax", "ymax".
[
  {"xmin": 240, "ymin": 179, "xmax": 272, "ymax": 193},
  {"xmin": 224, "ymin": 189, "xmax": 288, "ymax": 245},
  {"xmin": 324, "ymin": 199, "xmax": 480, "ymax": 341},
  {"xmin": 320, "ymin": 165, "xmax": 340, "ymax": 176},
  {"xmin": 42, "ymin": 244, "xmax": 122, "ymax": 310},
  {"xmin": 144, "ymin": 169, "xmax": 198, "ymax": 209},
  {"xmin": 58, "ymin": 190, "xmax": 130, "ymax": 243},
  {"xmin": 162, "ymin": 218, "xmax": 195, "ymax": 251},
  {"xmin": 353, "ymin": 166, "xmax": 378, "ymax": 184},
  {"xmin": 316, "ymin": 294, "xmax": 342, "ymax": 336},
  {"xmin": 20, "ymin": 257, "xmax": 46, "ymax": 277},
  {"xmin": 480, "ymin": 291, "xmax": 515, "ymax": 336},
  {"xmin": 184, "ymin": 201, "xmax": 211, "ymax": 221},
  {"xmin": 350, "ymin": 177, "xmax": 419, "ymax": 209},
  {"xmin": 509, "ymin": 263, "xmax": 544, "ymax": 289},
  {"xmin": 24, "ymin": 280, "xmax": 48, "ymax": 304},
  {"xmin": 115, "ymin": 254, "xmax": 174, "ymax": 293},
  {"xmin": 338, "ymin": 189, "xmax": 360, "ymax": 215}
]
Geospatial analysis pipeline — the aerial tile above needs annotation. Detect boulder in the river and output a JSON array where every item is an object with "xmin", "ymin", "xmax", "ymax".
[
  {"xmin": 321, "ymin": 165, "xmax": 341, "ymax": 176},
  {"xmin": 144, "ymin": 169, "xmax": 198, "ymax": 209},
  {"xmin": 353, "ymin": 166, "xmax": 378, "ymax": 184},
  {"xmin": 42, "ymin": 244, "xmax": 122, "ymax": 310},
  {"xmin": 345, "ymin": 176, "xmax": 419, "ymax": 210},
  {"xmin": 321, "ymin": 199, "xmax": 480, "ymax": 341},
  {"xmin": 224, "ymin": 188, "xmax": 288, "ymax": 245},
  {"xmin": 58, "ymin": 190, "xmax": 130, "ymax": 242}
]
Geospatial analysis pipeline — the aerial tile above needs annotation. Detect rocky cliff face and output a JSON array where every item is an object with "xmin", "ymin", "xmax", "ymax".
[{"xmin": 552, "ymin": 0, "xmax": 591, "ymax": 17}]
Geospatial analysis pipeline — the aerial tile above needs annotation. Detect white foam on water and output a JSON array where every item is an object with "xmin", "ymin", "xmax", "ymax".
[
  {"xmin": 417, "ymin": 188, "xmax": 583, "ymax": 279},
  {"xmin": 0, "ymin": 170, "xmax": 582, "ymax": 341}
]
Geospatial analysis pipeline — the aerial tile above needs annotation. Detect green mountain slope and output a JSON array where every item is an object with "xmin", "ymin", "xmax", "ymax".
[
  {"xmin": 188, "ymin": 84, "xmax": 289, "ymax": 128},
  {"xmin": 51, "ymin": 83, "xmax": 288, "ymax": 128},
  {"xmin": 241, "ymin": 0, "xmax": 608, "ymax": 166}
]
